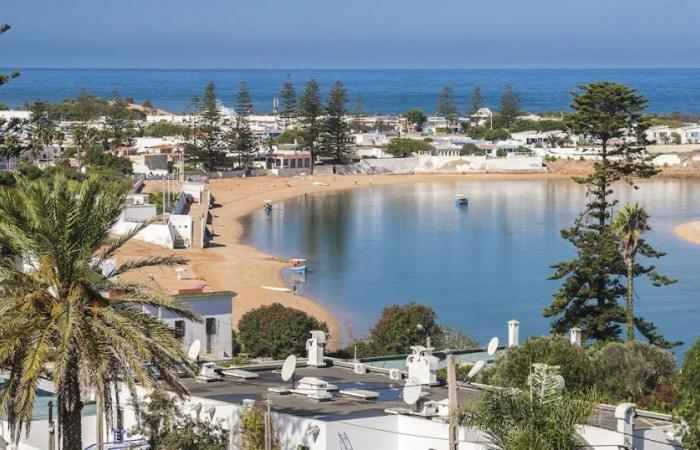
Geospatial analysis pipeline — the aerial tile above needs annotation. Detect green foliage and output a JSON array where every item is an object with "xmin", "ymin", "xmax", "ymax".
[
  {"xmin": 131, "ymin": 390, "xmax": 227, "ymax": 450},
  {"xmin": 143, "ymin": 121, "xmax": 191, "ymax": 138},
  {"xmin": 26, "ymin": 91, "xmax": 145, "ymax": 122},
  {"xmin": 104, "ymin": 92, "xmax": 137, "ymax": 148},
  {"xmin": 510, "ymin": 119, "xmax": 567, "ymax": 133},
  {"xmin": 190, "ymin": 84, "xmax": 227, "ymax": 171},
  {"xmin": 460, "ymin": 364, "xmax": 592, "ymax": 450},
  {"xmin": 238, "ymin": 405, "xmax": 280, "ymax": 450},
  {"xmin": 460, "ymin": 143, "xmax": 485, "ymax": 156},
  {"xmin": 228, "ymin": 82, "xmax": 257, "ymax": 170},
  {"xmin": 275, "ymin": 129, "xmax": 301, "ymax": 145},
  {"xmin": 368, "ymin": 303, "xmax": 441, "ymax": 355},
  {"xmin": 236, "ymin": 81, "xmax": 254, "ymax": 116},
  {"xmin": 84, "ymin": 145, "xmax": 133, "ymax": 175},
  {"xmin": 279, "ymin": 74, "xmax": 297, "ymax": 120},
  {"xmin": 298, "ymin": 79, "xmax": 323, "ymax": 172},
  {"xmin": 0, "ymin": 175, "xmax": 194, "ymax": 448},
  {"xmin": 386, "ymin": 138, "xmax": 432, "ymax": 158},
  {"xmin": 485, "ymin": 336, "xmax": 676, "ymax": 407},
  {"xmin": 149, "ymin": 191, "xmax": 178, "ymax": 214},
  {"xmin": 436, "ymin": 86, "xmax": 458, "ymax": 120},
  {"xmin": 435, "ymin": 325, "xmax": 479, "ymax": 350},
  {"xmin": 404, "ymin": 108, "xmax": 427, "ymax": 127},
  {"xmin": 202, "ymin": 81, "xmax": 221, "ymax": 124},
  {"xmin": 469, "ymin": 127, "xmax": 510, "ymax": 141},
  {"xmin": 675, "ymin": 339, "xmax": 700, "ymax": 448},
  {"xmin": 496, "ymin": 148, "xmax": 507, "ymax": 157},
  {"xmin": 544, "ymin": 82, "xmax": 672, "ymax": 345},
  {"xmin": 321, "ymin": 80, "xmax": 352, "ymax": 163},
  {"xmin": 468, "ymin": 85, "xmax": 484, "ymax": 115},
  {"xmin": 238, "ymin": 303, "xmax": 328, "ymax": 358},
  {"xmin": 498, "ymin": 84, "xmax": 522, "ymax": 129},
  {"xmin": 0, "ymin": 25, "xmax": 19, "ymax": 87}
]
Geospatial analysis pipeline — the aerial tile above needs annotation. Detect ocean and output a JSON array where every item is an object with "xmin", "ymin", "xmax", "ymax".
[
  {"xmin": 1, "ymin": 68, "xmax": 700, "ymax": 115},
  {"xmin": 241, "ymin": 178, "xmax": 700, "ymax": 357}
]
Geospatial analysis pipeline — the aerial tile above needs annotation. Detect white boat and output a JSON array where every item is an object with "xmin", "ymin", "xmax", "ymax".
[
  {"xmin": 261, "ymin": 285, "xmax": 291, "ymax": 292},
  {"xmin": 289, "ymin": 258, "xmax": 307, "ymax": 273},
  {"xmin": 263, "ymin": 200, "xmax": 273, "ymax": 211},
  {"xmin": 455, "ymin": 194, "xmax": 468, "ymax": 206}
]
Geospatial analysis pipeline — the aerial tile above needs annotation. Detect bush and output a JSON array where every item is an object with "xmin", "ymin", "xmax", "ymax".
[
  {"xmin": 368, "ymin": 303, "xmax": 441, "ymax": 355},
  {"xmin": 460, "ymin": 143, "xmax": 485, "ymax": 156},
  {"xmin": 386, "ymin": 138, "xmax": 432, "ymax": 158},
  {"xmin": 495, "ymin": 148, "xmax": 507, "ymax": 157},
  {"xmin": 143, "ymin": 121, "xmax": 191, "ymax": 138},
  {"xmin": 275, "ymin": 129, "xmax": 301, "ymax": 145},
  {"xmin": 238, "ymin": 303, "xmax": 328, "ymax": 358},
  {"xmin": 238, "ymin": 405, "xmax": 280, "ymax": 450},
  {"xmin": 675, "ymin": 339, "xmax": 700, "ymax": 447},
  {"xmin": 486, "ymin": 335, "xmax": 595, "ymax": 393}
]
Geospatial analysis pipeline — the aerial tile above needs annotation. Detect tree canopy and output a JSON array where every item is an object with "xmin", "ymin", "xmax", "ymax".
[{"xmin": 386, "ymin": 138, "xmax": 432, "ymax": 158}]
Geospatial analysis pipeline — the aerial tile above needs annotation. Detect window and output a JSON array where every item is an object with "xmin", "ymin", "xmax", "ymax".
[
  {"xmin": 173, "ymin": 320, "xmax": 185, "ymax": 342},
  {"xmin": 205, "ymin": 318, "xmax": 216, "ymax": 335},
  {"xmin": 290, "ymin": 158, "xmax": 296, "ymax": 168}
]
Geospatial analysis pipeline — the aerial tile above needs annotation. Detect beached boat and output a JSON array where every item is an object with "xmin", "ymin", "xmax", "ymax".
[
  {"xmin": 261, "ymin": 285, "xmax": 291, "ymax": 292},
  {"xmin": 289, "ymin": 258, "xmax": 307, "ymax": 273},
  {"xmin": 455, "ymin": 194, "xmax": 469, "ymax": 206}
]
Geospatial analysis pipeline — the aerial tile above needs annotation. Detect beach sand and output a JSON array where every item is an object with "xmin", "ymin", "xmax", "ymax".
[
  {"xmin": 674, "ymin": 221, "xmax": 700, "ymax": 246},
  {"xmin": 116, "ymin": 172, "xmax": 576, "ymax": 345}
]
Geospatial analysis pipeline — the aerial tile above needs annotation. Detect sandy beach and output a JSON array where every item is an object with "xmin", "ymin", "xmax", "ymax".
[
  {"xmin": 123, "ymin": 170, "xmax": 700, "ymax": 345},
  {"xmin": 674, "ymin": 221, "xmax": 700, "ymax": 246}
]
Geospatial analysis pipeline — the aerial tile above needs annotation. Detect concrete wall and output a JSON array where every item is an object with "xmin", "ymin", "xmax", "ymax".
[
  {"xmin": 172, "ymin": 191, "xmax": 189, "ymax": 214},
  {"xmin": 121, "ymin": 204, "xmax": 157, "ymax": 223},
  {"xmin": 112, "ymin": 221, "xmax": 175, "ymax": 249},
  {"xmin": 168, "ymin": 214, "xmax": 192, "ymax": 248},
  {"xmin": 648, "ymin": 143, "xmax": 700, "ymax": 154}
]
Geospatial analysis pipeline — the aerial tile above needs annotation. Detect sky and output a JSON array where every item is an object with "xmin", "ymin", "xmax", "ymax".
[{"xmin": 3, "ymin": 0, "xmax": 700, "ymax": 69}]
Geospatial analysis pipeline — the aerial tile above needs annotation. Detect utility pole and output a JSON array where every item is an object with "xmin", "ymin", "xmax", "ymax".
[
  {"xmin": 48, "ymin": 401, "xmax": 55, "ymax": 450},
  {"xmin": 265, "ymin": 400, "xmax": 272, "ymax": 450},
  {"xmin": 447, "ymin": 353, "xmax": 458, "ymax": 450}
]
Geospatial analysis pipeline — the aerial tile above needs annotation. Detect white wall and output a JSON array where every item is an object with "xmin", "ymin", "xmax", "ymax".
[{"xmin": 168, "ymin": 214, "xmax": 192, "ymax": 248}]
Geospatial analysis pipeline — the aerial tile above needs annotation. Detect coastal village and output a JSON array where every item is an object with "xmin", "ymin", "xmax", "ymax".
[{"xmin": 2, "ymin": 2, "xmax": 700, "ymax": 446}]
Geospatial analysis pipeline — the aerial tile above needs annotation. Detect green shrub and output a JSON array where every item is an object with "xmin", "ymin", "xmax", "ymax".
[
  {"xmin": 460, "ymin": 143, "xmax": 485, "ymax": 156},
  {"xmin": 238, "ymin": 303, "xmax": 328, "ymax": 358},
  {"xmin": 675, "ymin": 338, "xmax": 700, "ymax": 447},
  {"xmin": 386, "ymin": 138, "xmax": 433, "ymax": 158}
]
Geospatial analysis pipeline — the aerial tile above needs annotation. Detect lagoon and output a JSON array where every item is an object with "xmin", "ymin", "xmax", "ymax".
[{"xmin": 241, "ymin": 178, "xmax": 700, "ymax": 355}]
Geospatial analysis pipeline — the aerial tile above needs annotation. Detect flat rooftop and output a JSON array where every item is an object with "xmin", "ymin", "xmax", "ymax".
[{"xmin": 179, "ymin": 362, "xmax": 484, "ymax": 421}]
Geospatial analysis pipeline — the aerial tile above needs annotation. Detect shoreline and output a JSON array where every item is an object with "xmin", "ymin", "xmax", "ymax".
[
  {"xmin": 673, "ymin": 221, "xmax": 700, "ymax": 246},
  {"xmin": 119, "ymin": 171, "xmax": 696, "ymax": 348}
]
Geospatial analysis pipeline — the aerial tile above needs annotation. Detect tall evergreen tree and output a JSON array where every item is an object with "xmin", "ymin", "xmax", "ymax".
[
  {"xmin": 228, "ymin": 82, "xmax": 257, "ymax": 170},
  {"xmin": 322, "ymin": 80, "xmax": 352, "ymax": 164},
  {"xmin": 0, "ymin": 24, "xmax": 19, "ymax": 87},
  {"xmin": 469, "ymin": 85, "xmax": 484, "ymax": 115},
  {"xmin": 543, "ymin": 82, "xmax": 675, "ymax": 347},
  {"xmin": 192, "ymin": 83, "xmax": 226, "ymax": 171},
  {"xmin": 353, "ymin": 94, "xmax": 364, "ymax": 117},
  {"xmin": 435, "ymin": 85, "xmax": 458, "ymax": 121},
  {"xmin": 104, "ymin": 92, "xmax": 135, "ymax": 149},
  {"xmin": 298, "ymin": 79, "xmax": 323, "ymax": 173},
  {"xmin": 279, "ymin": 74, "xmax": 297, "ymax": 121},
  {"xmin": 498, "ymin": 84, "xmax": 522, "ymax": 129}
]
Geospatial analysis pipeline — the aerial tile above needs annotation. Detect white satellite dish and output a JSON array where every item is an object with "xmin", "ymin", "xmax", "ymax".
[
  {"xmin": 467, "ymin": 360, "xmax": 486, "ymax": 379},
  {"xmin": 187, "ymin": 340, "xmax": 201, "ymax": 362},
  {"xmin": 281, "ymin": 354, "xmax": 297, "ymax": 382},
  {"xmin": 487, "ymin": 337, "xmax": 499, "ymax": 356},
  {"xmin": 402, "ymin": 377, "xmax": 422, "ymax": 405}
]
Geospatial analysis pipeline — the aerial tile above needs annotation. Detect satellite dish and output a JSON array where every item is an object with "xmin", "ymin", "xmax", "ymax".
[
  {"xmin": 281, "ymin": 355, "xmax": 297, "ymax": 382},
  {"xmin": 487, "ymin": 337, "xmax": 499, "ymax": 356},
  {"xmin": 467, "ymin": 360, "xmax": 486, "ymax": 379},
  {"xmin": 402, "ymin": 377, "xmax": 422, "ymax": 405},
  {"xmin": 187, "ymin": 340, "xmax": 201, "ymax": 361}
]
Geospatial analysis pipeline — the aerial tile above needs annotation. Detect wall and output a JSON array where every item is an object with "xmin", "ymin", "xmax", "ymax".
[
  {"xmin": 121, "ymin": 204, "xmax": 157, "ymax": 223},
  {"xmin": 172, "ymin": 191, "xmax": 189, "ymax": 215},
  {"xmin": 168, "ymin": 214, "xmax": 192, "ymax": 248},
  {"xmin": 112, "ymin": 221, "xmax": 174, "ymax": 249},
  {"xmin": 648, "ymin": 143, "xmax": 700, "ymax": 154}
]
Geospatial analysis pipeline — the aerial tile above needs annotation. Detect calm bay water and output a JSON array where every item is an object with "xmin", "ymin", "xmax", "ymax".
[
  {"xmin": 241, "ymin": 179, "xmax": 700, "ymax": 355},
  {"xmin": 2, "ymin": 68, "xmax": 700, "ymax": 114}
]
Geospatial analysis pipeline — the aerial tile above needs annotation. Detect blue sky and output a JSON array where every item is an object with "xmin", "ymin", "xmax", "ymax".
[{"xmin": 3, "ymin": 0, "xmax": 700, "ymax": 69}]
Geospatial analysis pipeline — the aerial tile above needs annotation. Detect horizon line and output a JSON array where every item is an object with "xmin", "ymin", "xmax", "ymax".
[{"xmin": 3, "ymin": 66, "xmax": 700, "ymax": 71}]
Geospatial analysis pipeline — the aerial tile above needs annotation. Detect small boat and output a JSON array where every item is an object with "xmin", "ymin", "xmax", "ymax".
[
  {"xmin": 261, "ymin": 285, "xmax": 291, "ymax": 292},
  {"xmin": 455, "ymin": 194, "xmax": 469, "ymax": 207},
  {"xmin": 289, "ymin": 258, "xmax": 307, "ymax": 273},
  {"xmin": 263, "ymin": 200, "xmax": 273, "ymax": 212}
]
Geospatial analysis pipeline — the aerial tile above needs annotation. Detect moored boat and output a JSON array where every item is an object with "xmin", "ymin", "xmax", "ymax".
[
  {"xmin": 455, "ymin": 194, "xmax": 469, "ymax": 206},
  {"xmin": 290, "ymin": 258, "xmax": 308, "ymax": 273}
]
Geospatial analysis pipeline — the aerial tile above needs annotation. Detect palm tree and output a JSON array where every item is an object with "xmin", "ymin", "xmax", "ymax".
[
  {"xmin": 458, "ymin": 364, "xmax": 592, "ymax": 450},
  {"xmin": 0, "ymin": 174, "xmax": 197, "ymax": 449},
  {"xmin": 612, "ymin": 203, "xmax": 651, "ymax": 342}
]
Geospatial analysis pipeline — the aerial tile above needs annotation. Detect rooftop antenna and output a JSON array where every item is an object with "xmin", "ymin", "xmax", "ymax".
[
  {"xmin": 281, "ymin": 354, "xmax": 297, "ymax": 389},
  {"xmin": 402, "ymin": 376, "xmax": 422, "ymax": 411}
]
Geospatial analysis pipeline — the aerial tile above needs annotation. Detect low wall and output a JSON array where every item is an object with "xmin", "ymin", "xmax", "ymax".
[
  {"xmin": 329, "ymin": 156, "xmax": 545, "ymax": 175},
  {"xmin": 112, "ymin": 221, "xmax": 174, "ymax": 249}
]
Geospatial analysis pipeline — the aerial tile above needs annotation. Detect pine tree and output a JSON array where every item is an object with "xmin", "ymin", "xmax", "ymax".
[
  {"xmin": 192, "ymin": 82, "xmax": 226, "ymax": 171},
  {"xmin": 322, "ymin": 80, "xmax": 352, "ymax": 164},
  {"xmin": 498, "ymin": 84, "xmax": 522, "ymax": 129},
  {"xmin": 104, "ymin": 92, "xmax": 135, "ymax": 149},
  {"xmin": 469, "ymin": 85, "xmax": 484, "ymax": 115},
  {"xmin": 298, "ymin": 79, "xmax": 323, "ymax": 173},
  {"xmin": 543, "ymin": 82, "xmax": 675, "ymax": 347},
  {"xmin": 235, "ymin": 81, "xmax": 253, "ymax": 116},
  {"xmin": 0, "ymin": 24, "xmax": 19, "ymax": 87},
  {"xmin": 353, "ymin": 95, "xmax": 364, "ymax": 117},
  {"xmin": 201, "ymin": 81, "xmax": 220, "ymax": 124},
  {"xmin": 436, "ymin": 86, "xmax": 458, "ymax": 121},
  {"xmin": 228, "ymin": 82, "xmax": 257, "ymax": 170},
  {"xmin": 279, "ymin": 74, "xmax": 297, "ymax": 121}
]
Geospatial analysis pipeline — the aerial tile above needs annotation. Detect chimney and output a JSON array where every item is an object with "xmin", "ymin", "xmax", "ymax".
[
  {"xmin": 406, "ymin": 346, "xmax": 438, "ymax": 386},
  {"xmin": 508, "ymin": 320, "xmax": 520, "ymax": 347},
  {"xmin": 570, "ymin": 327, "xmax": 582, "ymax": 346},
  {"xmin": 306, "ymin": 330, "xmax": 326, "ymax": 367},
  {"xmin": 615, "ymin": 403, "xmax": 636, "ymax": 448}
]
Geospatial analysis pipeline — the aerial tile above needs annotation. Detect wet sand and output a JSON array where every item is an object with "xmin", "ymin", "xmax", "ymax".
[{"xmin": 674, "ymin": 221, "xmax": 700, "ymax": 246}]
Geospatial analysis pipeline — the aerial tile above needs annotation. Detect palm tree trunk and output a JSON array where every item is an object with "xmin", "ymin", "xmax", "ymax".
[
  {"xmin": 626, "ymin": 262, "xmax": 634, "ymax": 342},
  {"xmin": 60, "ymin": 356, "xmax": 84, "ymax": 450}
]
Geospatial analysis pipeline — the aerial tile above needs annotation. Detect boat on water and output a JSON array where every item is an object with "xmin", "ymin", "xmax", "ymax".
[
  {"xmin": 289, "ymin": 258, "xmax": 308, "ymax": 273},
  {"xmin": 455, "ymin": 194, "xmax": 469, "ymax": 206},
  {"xmin": 263, "ymin": 200, "xmax": 273, "ymax": 212}
]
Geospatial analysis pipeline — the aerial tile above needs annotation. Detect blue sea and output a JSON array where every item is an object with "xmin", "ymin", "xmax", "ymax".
[
  {"xmin": 241, "ymin": 178, "xmax": 700, "ymax": 358},
  {"xmin": 1, "ymin": 68, "xmax": 700, "ymax": 114}
]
